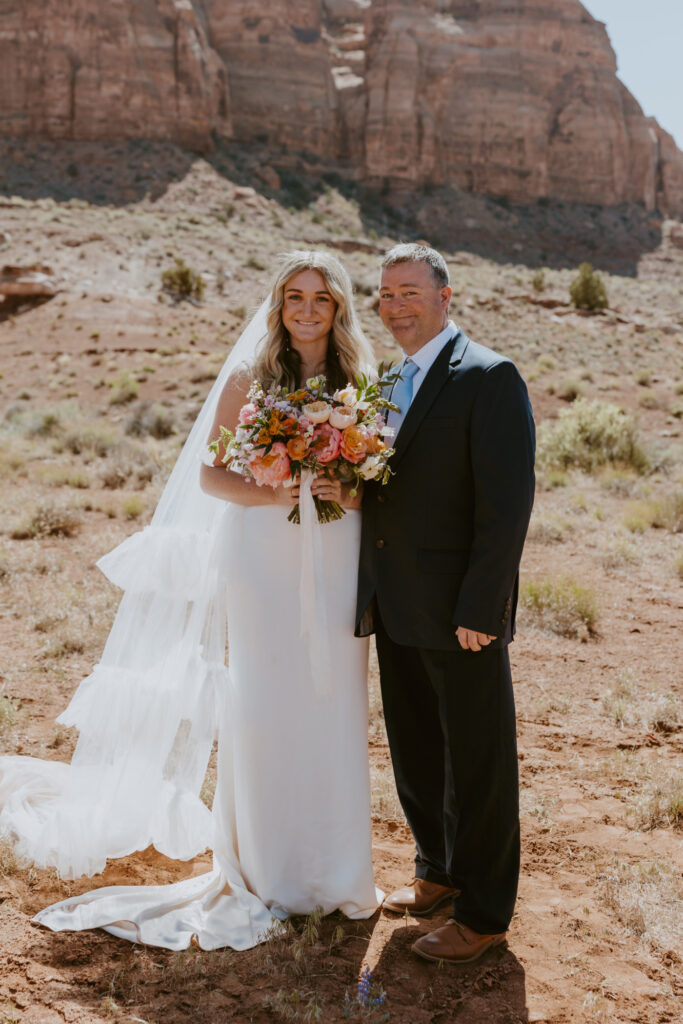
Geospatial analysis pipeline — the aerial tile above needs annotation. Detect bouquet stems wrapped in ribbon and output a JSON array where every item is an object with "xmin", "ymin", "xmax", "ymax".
[{"xmin": 208, "ymin": 371, "xmax": 400, "ymax": 524}]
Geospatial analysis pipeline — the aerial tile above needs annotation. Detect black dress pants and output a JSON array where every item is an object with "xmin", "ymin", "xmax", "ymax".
[{"xmin": 375, "ymin": 614, "xmax": 520, "ymax": 935}]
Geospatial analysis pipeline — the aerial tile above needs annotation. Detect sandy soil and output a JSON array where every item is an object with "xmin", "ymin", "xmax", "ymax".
[{"xmin": 0, "ymin": 148, "xmax": 681, "ymax": 1024}]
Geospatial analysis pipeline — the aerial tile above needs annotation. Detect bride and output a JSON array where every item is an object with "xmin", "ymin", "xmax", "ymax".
[{"xmin": 0, "ymin": 251, "xmax": 381, "ymax": 950}]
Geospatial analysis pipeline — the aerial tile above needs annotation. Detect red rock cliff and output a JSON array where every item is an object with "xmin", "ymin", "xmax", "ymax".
[{"xmin": 0, "ymin": 0, "xmax": 681, "ymax": 215}]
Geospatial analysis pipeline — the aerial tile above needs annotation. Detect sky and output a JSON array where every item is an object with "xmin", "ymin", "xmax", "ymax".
[{"xmin": 582, "ymin": 1, "xmax": 683, "ymax": 147}]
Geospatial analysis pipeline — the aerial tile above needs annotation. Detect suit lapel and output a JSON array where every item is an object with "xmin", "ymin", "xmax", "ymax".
[{"xmin": 390, "ymin": 329, "xmax": 470, "ymax": 468}]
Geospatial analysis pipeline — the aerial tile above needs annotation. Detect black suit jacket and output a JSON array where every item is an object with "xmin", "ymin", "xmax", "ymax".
[{"xmin": 355, "ymin": 328, "xmax": 535, "ymax": 650}]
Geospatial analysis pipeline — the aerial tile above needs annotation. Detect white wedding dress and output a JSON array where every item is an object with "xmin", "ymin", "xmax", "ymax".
[
  {"xmin": 6, "ymin": 499, "xmax": 378, "ymax": 949},
  {"xmin": 0, "ymin": 298, "xmax": 381, "ymax": 949}
]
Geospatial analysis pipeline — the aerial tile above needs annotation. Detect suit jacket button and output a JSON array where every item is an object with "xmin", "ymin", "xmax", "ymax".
[
  {"xmin": 377, "ymin": 494, "xmax": 386, "ymax": 503},
  {"xmin": 376, "ymin": 539, "xmax": 385, "ymax": 549}
]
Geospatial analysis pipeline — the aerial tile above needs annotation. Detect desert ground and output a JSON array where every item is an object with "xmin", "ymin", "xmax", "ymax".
[{"xmin": 0, "ymin": 142, "xmax": 681, "ymax": 1024}]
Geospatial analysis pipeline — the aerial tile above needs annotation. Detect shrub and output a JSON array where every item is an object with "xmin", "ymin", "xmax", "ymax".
[
  {"xmin": 38, "ymin": 465, "xmax": 91, "ymax": 489},
  {"xmin": 601, "ymin": 535, "xmax": 639, "ymax": 570},
  {"xmin": 536, "ymin": 399, "xmax": 648, "ymax": 474},
  {"xmin": 161, "ymin": 258, "xmax": 205, "ymax": 301},
  {"xmin": 569, "ymin": 262, "xmax": 608, "ymax": 310},
  {"xmin": 98, "ymin": 440, "xmax": 157, "ymax": 489},
  {"xmin": 521, "ymin": 576, "xmax": 599, "ymax": 638},
  {"xmin": 557, "ymin": 378, "xmax": 583, "ymax": 403},
  {"xmin": 650, "ymin": 490, "xmax": 683, "ymax": 533},
  {"xmin": 11, "ymin": 501, "xmax": 81, "ymax": 539},
  {"xmin": 122, "ymin": 495, "xmax": 145, "ymax": 519},
  {"xmin": 527, "ymin": 514, "xmax": 572, "ymax": 544},
  {"xmin": 64, "ymin": 422, "xmax": 118, "ymax": 458},
  {"xmin": 125, "ymin": 401, "xmax": 176, "ymax": 439},
  {"xmin": 109, "ymin": 372, "xmax": 139, "ymax": 406},
  {"xmin": 531, "ymin": 268, "xmax": 546, "ymax": 294}
]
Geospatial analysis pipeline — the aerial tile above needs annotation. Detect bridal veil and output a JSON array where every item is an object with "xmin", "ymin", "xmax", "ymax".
[{"xmin": 0, "ymin": 302, "xmax": 270, "ymax": 878}]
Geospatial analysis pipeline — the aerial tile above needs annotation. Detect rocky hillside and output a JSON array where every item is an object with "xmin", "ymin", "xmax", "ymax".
[{"xmin": 0, "ymin": 0, "xmax": 682, "ymax": 216}]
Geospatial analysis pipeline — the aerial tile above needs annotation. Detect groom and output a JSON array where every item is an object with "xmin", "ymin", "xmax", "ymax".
[{"xmin": 356, "ymin": 243, "xmax": 535, "ymax": 964}]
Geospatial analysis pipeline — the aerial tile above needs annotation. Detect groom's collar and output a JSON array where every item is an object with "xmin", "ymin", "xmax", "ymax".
[{"xmin": 403, "ymin": 320, "xmax": 458, "ymax": 376}]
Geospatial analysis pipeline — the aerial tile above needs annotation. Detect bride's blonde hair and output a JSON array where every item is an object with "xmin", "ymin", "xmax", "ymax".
[{"xmin": 253, "ymin": 250, "xmax": 374, "ymax": 392}]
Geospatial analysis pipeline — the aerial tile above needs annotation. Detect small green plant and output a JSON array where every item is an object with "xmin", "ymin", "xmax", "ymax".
[
  {"xmin": 676, "ymin": 553, "xmax": 683, "ymax": 580},
  {"xmin": 569, "ymin": 262, "xmax": 608, "ymax": 310},
  {"xmin": 531, "ymin": 268, "xmax": 546, "ymax": 294},
  {"xmin": 521, "ymin": 576, "xmax": 599, "ymax": 638},
  {"xmin": 161, "ymin": 258, "xmax": 205, "ymax": 301},
  {"xmin": 109, "ymin": 372, "xmax": 139, "ymax": 406},
  {"xmin": 122, "ymin": 495, "xmax": 145, "ymax": 519},
  {"xmin": 536, "ymin": 399, "xmax": 648, "ymax": 474},
  {"xmin": 0, "ymin": 692, "xmax": 19, "ymax": 732}
]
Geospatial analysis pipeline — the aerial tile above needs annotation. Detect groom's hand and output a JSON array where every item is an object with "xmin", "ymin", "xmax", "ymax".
[{"xmin": 456, "ymin": 627, "xmax": 497, "ymax": 652}]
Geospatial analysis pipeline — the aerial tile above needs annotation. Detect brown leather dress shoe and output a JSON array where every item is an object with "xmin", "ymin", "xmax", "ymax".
[
  {"xmin": 412, "ymin": 918, "xmax": 507, "ymax": 964},
  {"xmin": 382, "ymin": 879, "xmax": 460, "ymax": 916}
]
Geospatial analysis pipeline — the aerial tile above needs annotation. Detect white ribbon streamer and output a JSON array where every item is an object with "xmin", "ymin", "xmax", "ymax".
[{"xmin": 298, "ymin": 471, "xmax": 332, "ymax": 699}]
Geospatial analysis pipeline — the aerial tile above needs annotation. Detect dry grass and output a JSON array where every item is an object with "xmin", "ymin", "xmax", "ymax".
[
  {"xmin": 0, "ymin": 836, "xmax": 20, "ymax": 877},
  {"xmin": 40, "ymin": 633, "xmax": 86, "ymax": 660},
  {"xmin": 520, "ymin": 576, "xmax": 599, "ymax": 639},
  {"xmin": 600, "ymin": 534, "xmax": 639, "ymax": 570},
  {"xmin": 628, "ymin": 773, "xmax": 683, "ymax": 831},
  {"xmin": 526, "ymin": 514, "xmax": 573, "ymax": 544},
  {"xmin": 126, "ymin": 401, "xmax": 176, "ymax": 439},
  {"xmin": 600, "ymin": 857, "xmax": 683, "ymax": 951},
  {"xmin": 109, "ymin": 372, "xmax": 140, "ymax": 405},
  {"xmin": 62, "ymin": 421, "xmax": 118, "ymax": 458},
  {"xmin": 10, "ymin": 500, "xmax": 82, "ymax": 539},
  {"xmin": 601, "ymin": 670, "xmax": 681, "ymax": 734},
  {"xmin": 370, "ymin": 763, "xmax": 405, "ymax": 823},
  {"xmin": 36, "ymin": 464, "xmax": 92, "ymax": 489}
]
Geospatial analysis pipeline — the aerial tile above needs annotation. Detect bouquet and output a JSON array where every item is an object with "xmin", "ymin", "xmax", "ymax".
[{"xmin": 208, "ymin": 370, "xmax": 400, "ymax": 523}]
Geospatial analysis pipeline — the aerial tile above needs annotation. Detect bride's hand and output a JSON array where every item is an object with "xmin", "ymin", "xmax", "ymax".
[
  {"xmin": 271, "ymin": 477, "xmax": 300, "ymax": 506},
  {"xmin": 311, "ymin": 472, "xmax": 363, "ymax": 510}
]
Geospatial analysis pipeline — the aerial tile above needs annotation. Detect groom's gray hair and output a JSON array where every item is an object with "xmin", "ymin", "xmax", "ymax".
[{"xmin": 381, "ymin": 243, "xmax": 450, "ymax": 288}]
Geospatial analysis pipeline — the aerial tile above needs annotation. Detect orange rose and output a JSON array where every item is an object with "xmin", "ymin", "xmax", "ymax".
[
  {"xmin": 268, "ymin": 411, "xmax": 286, "ymax": 434},
  {"xmin": 286, "ymin": 435, "xmax": 311, "ymax": 460},
  {"xmin": 340, "ymin": 425, "xmax": 368, "ymax": 464},
  {"xmin": 366, "ymin": 435, "xmax": 386, "ymax": 454},
  {"xmin": 280, "ymin": 417, "xmax": 299, "ymax": 436}
]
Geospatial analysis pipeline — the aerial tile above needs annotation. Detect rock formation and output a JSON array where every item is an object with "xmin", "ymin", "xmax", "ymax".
[
  {"xmin": 0, "ymin": 0, "xmax": 681, "ymax": 216},
  {"xmin": 0, "ymin": 0, "xmax": 230, "ymax": 151}
]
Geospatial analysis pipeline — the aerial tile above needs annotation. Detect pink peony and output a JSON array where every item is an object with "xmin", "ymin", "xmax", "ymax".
[
  {"xmin": 248, "ymin": 442, "xmax": 291, "ymax": 487},
  {"xmin": 312, "ymin": 422, "xmax": 342, "ymax": 465},
  {"xmin": 238, "ymin": 403, "xmax": 258, "ymax": 425}
]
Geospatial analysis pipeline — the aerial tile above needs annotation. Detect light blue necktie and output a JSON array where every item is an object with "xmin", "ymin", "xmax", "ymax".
[{"xmin": 390, "ymin": 358, "xmax": 420, "ymax": 435}]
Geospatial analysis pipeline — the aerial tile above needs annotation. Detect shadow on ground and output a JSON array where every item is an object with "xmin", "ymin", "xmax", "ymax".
[{"xmin": 0, "ymin": 136, "xmax": 663, "ymax": 275}]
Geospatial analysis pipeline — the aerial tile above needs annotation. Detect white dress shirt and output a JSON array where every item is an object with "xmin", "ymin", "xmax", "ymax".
[{"xmin": 387, "ymin": 320, "xmax": 458, "ymax": 434}]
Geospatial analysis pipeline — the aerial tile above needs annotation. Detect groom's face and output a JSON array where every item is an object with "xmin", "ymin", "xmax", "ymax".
[{"xmin": 378, "ymin": 261, "xmax": 452, "ymax": 354}]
